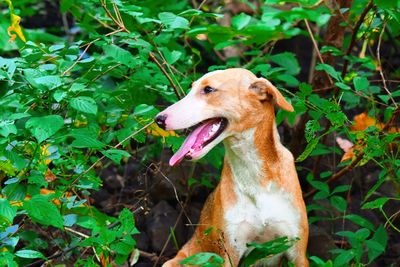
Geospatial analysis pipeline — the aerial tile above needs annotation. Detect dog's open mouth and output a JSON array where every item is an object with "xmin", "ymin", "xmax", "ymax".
[{"xmin": 169, "ymin": 118, "xmax": 228, "ymax": 166}]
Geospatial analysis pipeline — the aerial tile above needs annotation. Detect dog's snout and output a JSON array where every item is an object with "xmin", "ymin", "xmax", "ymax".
[{"xmin": 155, "ymin": 114, "xmax": 168, "ymax": 129}]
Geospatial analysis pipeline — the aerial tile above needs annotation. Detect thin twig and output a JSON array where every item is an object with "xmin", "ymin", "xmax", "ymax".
[
  {"xmin": 341, "ymin": 0, "xmax": 374, "ymax": 78},
  {"xmin": 65, "ymin": 227, "xmax": 89, "ymax": 238},
  {"xmin": 376, "ymin": 23, "xmax": 398, "ymax": 108},
  {"xmin": 92, "ymin": 63, "xmax": 122, "ymax": 82},
  {"xmin": 100, "ymin": 0, "xmax": 129, "ymax": 33},
  {"xmin": 304, "ymin": 19, "xmax": 333, "ymax": 85},
  {"xmin": 62, "ymin": 28, "xmax": 124, "ymax": 76},
  {"xmin": 149, "ymin": 52, "xmax": 182, "ymax": 99}
]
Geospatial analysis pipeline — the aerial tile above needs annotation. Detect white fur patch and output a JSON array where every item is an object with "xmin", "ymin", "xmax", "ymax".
[
  {"xmin": 160, "ymin": 70, "xmax": 225, "ymax": 130},
  {"xmin": 223, "ymin": 128, "xmax": 300, "ymax": 261}
]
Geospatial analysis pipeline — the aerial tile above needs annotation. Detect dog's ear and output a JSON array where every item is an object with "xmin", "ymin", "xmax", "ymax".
[{"xmin": 249, "ymin": 78, "xmax": 294, "ymax": 112}]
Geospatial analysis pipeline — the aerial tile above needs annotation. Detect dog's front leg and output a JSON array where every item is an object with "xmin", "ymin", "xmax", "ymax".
[{"xmin": 162, "ymin": 249, "xmax": 190, "ymax": 267}]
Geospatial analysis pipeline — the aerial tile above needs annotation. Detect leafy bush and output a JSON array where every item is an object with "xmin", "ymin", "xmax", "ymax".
[{"xmin": 0, "ymin": 0, "xmax": 399, "ymax": 266}]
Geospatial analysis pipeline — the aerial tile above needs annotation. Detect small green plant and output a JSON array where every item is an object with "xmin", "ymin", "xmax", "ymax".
[
  {"xmin": 181, "ymin": 252, "xmax": 225, "ymax": 267},
  {"xmin": 239, "ymin": 237, "xmax": 299, "ymax": 267},
  {"xmin": 180, "ymin": 236, "xmax": 298, "ymax": 267}
]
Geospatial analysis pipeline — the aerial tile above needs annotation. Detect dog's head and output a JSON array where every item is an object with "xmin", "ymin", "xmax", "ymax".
[{"xmin": 155, "ymin": 68, "xmax": 293, "ymax": 166}]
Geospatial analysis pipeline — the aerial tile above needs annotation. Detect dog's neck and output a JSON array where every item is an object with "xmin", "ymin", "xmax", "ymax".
[{"xmin": 223, "ymin": 106, "xmax": 281, "ymax": 195}]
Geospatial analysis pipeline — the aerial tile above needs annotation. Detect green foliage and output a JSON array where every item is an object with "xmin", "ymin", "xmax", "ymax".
[
  {"xmin": 181, "ymin": 236, "xmax": 298, "ymax": 267},
  {"xmin": 239, "ymin": 237, "xmax": 298, "ymax": 267},
  {"xmin": 180, "ymin": 252, "xmax": 225, "ymax": 267},
  {"xmin": 0, "ymin": 0, "xmax": 399, "ymax": 266}
]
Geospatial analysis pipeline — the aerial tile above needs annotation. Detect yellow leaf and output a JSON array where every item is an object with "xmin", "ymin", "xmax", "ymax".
[
  {"xmin": 5, "ymin": 2, "xmax": 26, "ymax": 43},
  {"xmin": 40, "ymin": 144, "xmax": 52, "ymax": 165},
  {"xmin": 146, "ymin": 123, "xmax": 178, "ymax": 137},
  {"xmin": 0, "ymin": 159, "xmax": 17, "ymax": 176},
  {"xmin": 10, "ymin": 200, "xmax": 23, "ymax": 207}
]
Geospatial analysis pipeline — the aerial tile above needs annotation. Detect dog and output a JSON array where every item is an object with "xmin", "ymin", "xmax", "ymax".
[{"xmin": 155, "ymin": 68, "xmax": 308, "ymax": 266}]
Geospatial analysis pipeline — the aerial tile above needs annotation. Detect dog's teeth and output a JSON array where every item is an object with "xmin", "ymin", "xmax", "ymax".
[{"xmin": 211, "ymin": 124, "xmax": 219, "ymax": 131}]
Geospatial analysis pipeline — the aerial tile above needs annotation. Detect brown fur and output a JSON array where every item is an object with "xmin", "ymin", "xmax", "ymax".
[{"xmin": 160, "ymin": 69, "xmax": 308, "ymax": 267}]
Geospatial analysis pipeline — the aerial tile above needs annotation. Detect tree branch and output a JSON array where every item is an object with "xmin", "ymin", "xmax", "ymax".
[
  {"xmin": 341, "ymin": 0, "xmax": 375, "ymax": 78},
  {"xmin": 149, "ymin": 52, "xmax": 182, "ymax": 100}
]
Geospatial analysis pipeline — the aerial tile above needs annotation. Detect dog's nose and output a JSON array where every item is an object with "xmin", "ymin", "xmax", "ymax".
[{"xmin": 155, "ymin": 114, "xmax": 168, "ymax": 129}]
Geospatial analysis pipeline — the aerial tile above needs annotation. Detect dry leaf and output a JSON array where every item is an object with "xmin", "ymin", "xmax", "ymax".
[
  {"xmin": 45, "ymin": 168, "xmax": 57, "ymax": 182},
  {"xmin": 100, "ymin": 253, "xmax": 110, "ymax": 267},
  {"xmin": 336, "ymin": 137, "xmax": 354, "ymax": 152},
  {"xmin": 336, "ymin": 137, "xmax": 356, "ymax": 162},
  {"xmin": 350, "ymin": 112, "xmax": 383, "ymax": 131},
  {"xmin": 338, "ymin": 111, "xmax": 399, "ymax": 162}
]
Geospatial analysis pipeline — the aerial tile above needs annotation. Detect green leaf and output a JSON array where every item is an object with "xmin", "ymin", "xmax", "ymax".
[
  {"xmin": 330, "ymin": 196, "xmax": 347, "ymax": 212},
  {"xmin": 333, "ymin": 250, "xmax": 355, "ymax": 266},
  {"xmin": 0, "ymin": 199, "xmax": 17, "ymax": 224},
  {"xmin": 178, "ymin": 9, "xmax": 223, "ymax": 18},
  {"xmin": 158, "ymin": 12, "xmax": 189, "ymax": 29},
  {"xmin": 344, "ymin": 214, "xmax": 375, "ymax": 231},
  {"xmin": 134, "ymin": 104, "xmax": 158, "ymax": 117},
  {"xmin": 101, "ymin": 149, "xmax": 130, "ymax": 164},
  {"xmin": 305, "ymin": 120, "xmax": 320, "ymax": 142},
  {"xmin": 63, "ymin": 214, "xmax": 78, "ymax": 227},
  {"xmin": 24, "ymin": 195, "xmax": 64, "ymax": 229},
  {"xmin": 308, "ymin": 178, "xmax": 330, "ymax": 194},
  {"xmin": 118, "ymin": 208, "xmax": 139, "ymax": 235},
  {"xmin": 315, "ymin": 63, "xmax": 341, "ymax": 81},
  {"xmin": 103, "ymin": 44, "xmax": 136, "ymax": 67},
  {"xmin": 335, "ymin": 82, "xmax": 351, "ymax": 90},
  {"xmin": 362, "ymin": 197, "xmax": 389, "ymax": 209},
  {"xmin": 355, "ymin": 228, "xmax": 370, "ymax": 240},
  {"xmin": 332, "ymin": 185, "xmax": 351, "ymax": 194},
  {"xmin": 232, "ymin": 13, "xmax": 251, "ymax": 30},
  {"xmin": 49, "ymin": 44, "xmax": 65, "ymax": 52},
  {"xmin": 296, "ymin": 137, "xmax": 321, "ymax": 162},
  {"xmin": 159, "ymin": 47, "xmax": 182, "ymax": 65},
  {"xmin": 367, "ymin": 225, "xmax": 387, "ymax": 263},
  {"xmin": 53, "ymin": 90, "xmax": 67, "ymax": 102},
  {"xmin": 309, "ymin": 256, "xmax": 333, "ymax": 267},
  {"xmin": 277, "ymin": 74, "xmax": 299, "ymax": 87},
  {"xmin": 0, "ymin": 123, "xmax": 17, "ymax": 137},
  {"xmin": 15, "ymin": 249, "xmax": 45, "ymax": 259},
  {"xmin": 25, "ymin": 115, "xmax": 64, "ymax": 143},
  {"xmin": 353, "ymin": 77, "xmax": 369, "ymax": 91},
  {"xmin": 70, "ymin": 96, "xmax": 97, "ymax": 115},
  {"xmin": 374, "ymin": 0, "xmax": 399, "ymax": 9},
  {"xmin": 366, "ymin": 240, "xmax": 385, "ymax": 262},
  {"xmin": 270, "ymin": 52, "xmax": 300, "ymax": 75},
  {"xmin": 239, "ymin": 236, "xmax": 298, "ymax": 267},
  {"xmin": 181, "ymin": 252, "xmax": 224, "ymax": 266},
  {"xmin": 71, "ymin": 134, "xmax": 105, "ymax": 149},
  {"xmin": 34, "ymin": 75, "xmax": 62, "ymax": 90}
]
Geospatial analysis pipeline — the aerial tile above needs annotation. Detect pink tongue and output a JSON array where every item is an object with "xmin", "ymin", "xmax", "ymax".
[{"xmin": 169, "ymin": 121, "xmax": 216, "ymax": 166}]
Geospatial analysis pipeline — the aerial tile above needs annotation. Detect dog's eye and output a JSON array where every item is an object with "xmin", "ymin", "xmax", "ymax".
[{"xmin": 203, "ymin": 86, "xmax": 216, "ymax": 94}]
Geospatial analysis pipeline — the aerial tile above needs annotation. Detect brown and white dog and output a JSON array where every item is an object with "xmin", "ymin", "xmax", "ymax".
[{"xmin": 155, "ymin": 68, "xmax": 308, "ymax": 266}]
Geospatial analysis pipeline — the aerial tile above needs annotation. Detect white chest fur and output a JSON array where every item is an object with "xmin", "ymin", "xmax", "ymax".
[
  {"xmin": 223, "ymin": 128, "xmax": 300, "ymax": 257},
  {"xmin": 224, "ymin": 183, "xmax": 300, "ymax": 256}
]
